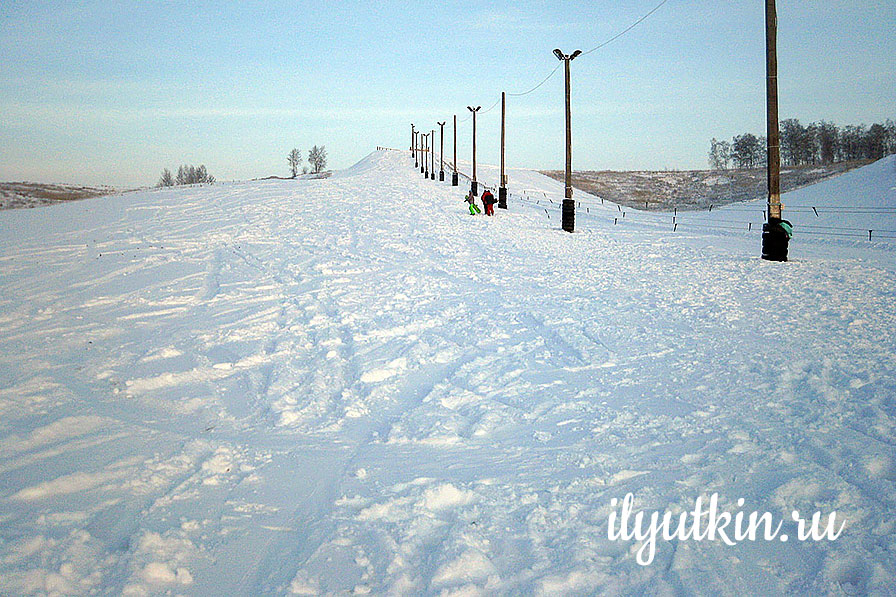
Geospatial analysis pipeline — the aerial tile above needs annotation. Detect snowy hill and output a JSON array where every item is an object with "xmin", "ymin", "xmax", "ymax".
[
  {"xmin": 0, "ymin": 149, "xmax": 894, "ymax": 595},
  {"xmin": 664, "ymin": 154, "xmax": 896, "ymax": 244}
]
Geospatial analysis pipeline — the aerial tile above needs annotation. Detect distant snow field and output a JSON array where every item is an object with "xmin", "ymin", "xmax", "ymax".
[{"xmin": 0, "ymin": 150, "xmax": 894, "ymax": 595}]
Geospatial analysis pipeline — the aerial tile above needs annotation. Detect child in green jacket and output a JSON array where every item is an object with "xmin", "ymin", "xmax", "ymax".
[{"xmin": 465, "ymin": 191, "xmax": 481, "ymax": 215}]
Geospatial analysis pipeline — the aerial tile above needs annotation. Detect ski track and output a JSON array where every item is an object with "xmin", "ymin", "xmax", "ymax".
[{"xmin": 0, "ymin": 150, "xmax": 894, "ymax": 595}]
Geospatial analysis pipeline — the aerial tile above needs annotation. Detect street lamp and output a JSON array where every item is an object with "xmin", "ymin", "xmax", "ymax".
[
  {"xmin": 452, "ymin": 114, "xmax": 459, "ymax": 186},
  {"xmin": 438, "ymin": 121, "xmax": 446, "ymax": 181},
  {"xmin": 554, "ymin": 48, "xmax": 582, "ymax": 233},
  {"xmin": 499, "ymin": 92, "xmax": 507, "ymax": 209},
  {"xmin": 467, "ymin": 105, "xmax": 481, "ymax": 195},
  {"xmin": 423, "ymin": 133, "xmax": 429, "ymax": 178}
]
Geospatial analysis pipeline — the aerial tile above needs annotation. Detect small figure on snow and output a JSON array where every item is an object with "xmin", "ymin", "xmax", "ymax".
[
  {"xmin": 465, "ymin": 190, "xmax": 481, "ymax": 215},
  {"xmin": 481, "ymin": 189, "xmax": 496, "ymax": 216}
]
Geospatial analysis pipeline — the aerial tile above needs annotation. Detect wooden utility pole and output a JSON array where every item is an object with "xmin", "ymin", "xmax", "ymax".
[
  {"xmin": 467, "ymin": 106, "xmax": 481, "ymax": 194},
  {"xmin": 430, "ymin": 128, "xmax": 435, "ymax": 179},
  {"xmin": 554, "ymin": 48, "xmax": 581, "ymax": 232},
  {"xmin": 766, "ymin": 0, "xmax": 781, "ymax": 222},
  {"xmin": 499, "ymin": 92, "xmax": 507, "ymax": 209},
  {"xmin": 761, "ymin": 0, "xmax": 791, "ymax": 261},
  {"xmin": 423, "ymin": 133, "xmax": 429, "ymax": 178},
  {"xmin": 438, "ymin": 121, "xmax": 446, "ymax": 181},
  {"xmin": 412, "ymin": 125, "xmax": 417, "ymax": 166},
  {"xmin": 452, "ymin": 114, "xmax": 458, "ymax": 186},
  {"xmin": 420, "ymin": 132, "xmax": 425, "ymax": 174}
]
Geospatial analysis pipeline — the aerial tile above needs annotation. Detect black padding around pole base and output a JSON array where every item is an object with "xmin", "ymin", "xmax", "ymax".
[
  {"xmin": 452, "ymin": 173, "xmax": 458, "ymax": 186},
  {"xmin": 562, "ymin": 199, "xmax": 575, "ymax": 232},
  {"xmin": 471, "ymin": 181, "xmax": 478, "ymax": 195},
  {"xmin": 761, "ymin": 219, "xmax": 790, "ymax": 262},
  {"xmin": 498, "ymin": 187, "xmax": 507, "ymax": 209},
  {"xmin": 439, "ymin": 171, "xmax": 445, "ymax": 181}
]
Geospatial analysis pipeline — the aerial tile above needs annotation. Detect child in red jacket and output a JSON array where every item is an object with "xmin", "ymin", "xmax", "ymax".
[{"xmin": 481, "ymin": 189, "xmax": 496, "ymax": 216}]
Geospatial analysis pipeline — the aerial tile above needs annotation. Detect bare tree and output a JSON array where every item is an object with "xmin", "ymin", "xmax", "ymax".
[
  {"xmin": 732, "ymin": 134, "xmax": 762, "ymax": 169},
  {"xmin": 708, "ymin": 138, "xmax": 731, "ymax": 170},
  {"xmin": 287, "ymin": 148, "xmax": 302, "ymax": 178},
  {"xmin": 886, "ymin": 119, "xmax": 896, "ymax": 154},
  {"xmin": 308, "ymin": 145, "xmax": 328, "ymax": 174},
  {"xmin": 157, "ymin": 168, "xmax": 175, "ymax": 187},
  {"xmin": 840, "ymin": 125, "xmax": 866, "ymax": 161},
  {"xmin": 172, "ymin": 164, "xmax": 215, "ymax": 185},
  {"xmin": 816, "ymin": 121, "xmax": 839, "ymax": 164},
  {"xmin": 866, "ymin": 124, "xmax": 889, "ymax": 160},
  {"xmin": 195, "ymin": 165, "xmax": 214, "ymax": 184}
]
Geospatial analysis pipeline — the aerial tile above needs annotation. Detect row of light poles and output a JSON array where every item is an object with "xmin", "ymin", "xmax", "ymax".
[
  {"xmin": 407, "ymin": 99, "xmax": 506, "ymax": 211},
  {"xmin": 409, "ymin": 26, "xmax": 786, "ymax": 254},
  {"xmin": 411, "ymin": 123, "xmax": 454, "ymax": 184},
  {"xmin": 410, "ymin": 47, "xmax": 583, "ymax": 227}
]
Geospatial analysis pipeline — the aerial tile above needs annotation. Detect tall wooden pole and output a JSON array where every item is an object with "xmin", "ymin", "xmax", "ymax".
[
  {"xmin": 452, "ymin": 114, "xmax": 458, "ymax": 186},
  {"xmin": 438, "ymin": 121, "xmax": 446, "ymax": 181},
  {"xmin": 467, "ymin": 105, "xmax": 481, "ymax": 194},
  {"xmin": 424, "ymin": 133, "xmax": 429, "ymax": 177},
  {"xmin": 420, "ymin": 132, "xmax": 425, "ymax": 174},
  {"xmin": 555, "ymin": 49, "xmax": 581, "ymax": 232},
  {"xmin": 472, "ymin": 112, "xmax": 476, "ymax": 188},
  {"xmin": 766, "ymin": 0, "xmax": 781, "ymax": 222},
  {"xmin": 499, "ymin": 91, "xmax": 507, "ymax": 209},
  {"xmin": 761, "ymin": 0, "xmax": 791, "ymax": 261},
  {"xmin": 564, "ymin": 58, "xmax": 572, "ymax": 202},
  {"xmin": 430, "ymin": 128, "xmax": 435, "ymax": 179},
  {"xmin": 412, "ymin": 125, "xmax": 417, "ymax": 165}
]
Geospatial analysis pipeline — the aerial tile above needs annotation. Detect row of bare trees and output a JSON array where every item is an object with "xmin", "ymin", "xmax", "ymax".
[
  {"xmin": 287, "ymin": 146, "xmax": 328, "ymax": 178},
  {"xmin": 710, "ymin": 119, "xmax": 896, "ymax": 170},
  {"xmin": 157, "ymin": 164, "xmax": 215, "ymax": 187},
  {"xmin": 155, "ymin": 146, "xmax": 329, "ymax": 187}
]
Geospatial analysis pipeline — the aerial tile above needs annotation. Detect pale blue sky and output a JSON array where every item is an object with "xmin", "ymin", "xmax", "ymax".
[{"xmin": 1, "ymin": 1, "xmax": 893, "ymax": 187}]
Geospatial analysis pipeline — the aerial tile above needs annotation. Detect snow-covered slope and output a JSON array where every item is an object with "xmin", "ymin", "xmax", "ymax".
[
  {"xmin": 657, "ymin": 155, "xmax": 896, "ymax": 245},
  {"xmin": 0, "ymin": 149, "xmax": 894, "ymax": 595}
]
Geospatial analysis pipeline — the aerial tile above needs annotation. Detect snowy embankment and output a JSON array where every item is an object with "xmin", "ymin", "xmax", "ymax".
[
  {"xmin": 614, "ymin": 155, "xmax": 896, "ymax": 247},
  {"xmin": 0, "ymin": 149, "xmax": 894, "ymax": 595}
]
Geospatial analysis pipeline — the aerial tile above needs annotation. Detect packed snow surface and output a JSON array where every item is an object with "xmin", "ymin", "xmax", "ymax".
[{"xmin": 0, "ymin": 150, "xmax": 894, "ymax": 595}]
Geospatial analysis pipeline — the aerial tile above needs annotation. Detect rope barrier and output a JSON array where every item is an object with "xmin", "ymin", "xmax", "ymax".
[{"xmin": 506, "ymin": 187, "xmax": 896, "ymax": 242}]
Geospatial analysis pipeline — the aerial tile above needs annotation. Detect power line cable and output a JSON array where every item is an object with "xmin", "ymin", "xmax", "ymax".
[
  {"xmin": 507, "ymin": 63, "xmax": 563, "ymax": 98},
  {"xmin": 462, "ymin": 0, "xmax": 671, "ymax": 116},
  {"xmin": 580, "ymin": 0, "xmax": 671, "ymax": 57}
]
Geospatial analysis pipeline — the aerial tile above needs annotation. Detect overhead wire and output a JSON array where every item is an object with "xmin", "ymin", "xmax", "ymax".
[
  {"xmin": 507, "ymin": 63, "xmax": 563, "ymax": 97},
  {"xmin": 461, "ymin": 0, "xmax": 672, "ymax": 116},
  {"xmin": 580, "ymin": 0, "xmax": 672, "ymax": 57}
]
